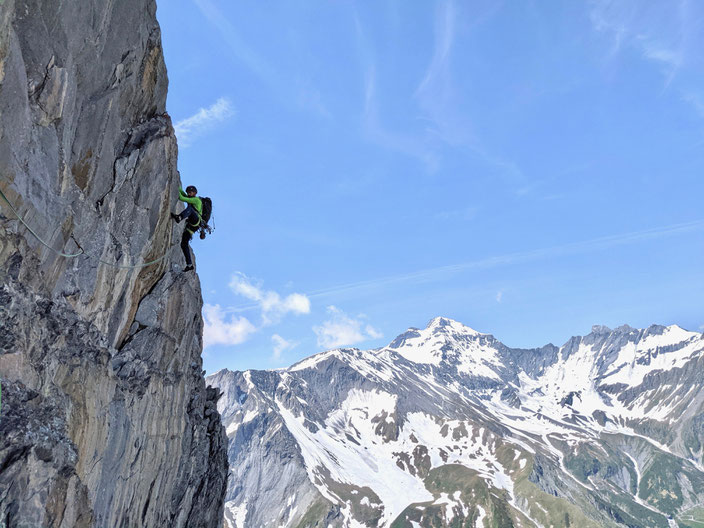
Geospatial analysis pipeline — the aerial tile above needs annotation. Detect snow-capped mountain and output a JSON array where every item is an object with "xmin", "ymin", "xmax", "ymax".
[{"xmin": 207, "ymin": 318, "xmax": 704, "ymax": 528}]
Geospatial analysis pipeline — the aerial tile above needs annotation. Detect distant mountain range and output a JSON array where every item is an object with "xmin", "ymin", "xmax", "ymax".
[{"xmin": 208, "ymin": 317, "xmax": 704, "ymax": 527}]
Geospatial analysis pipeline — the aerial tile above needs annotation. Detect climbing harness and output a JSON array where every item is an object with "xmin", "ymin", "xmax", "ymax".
[
  {"xmin": 0, "ymin": 186, "xmax": 173, "ymax": 270},
  {"xmin": 179, "ymin": 198, "xmax": 214, "ymax": 240}
]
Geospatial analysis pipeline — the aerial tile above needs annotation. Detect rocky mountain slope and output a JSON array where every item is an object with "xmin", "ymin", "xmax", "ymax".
[
  {"xmin": 0, "ymin": 1, "xmax": 227, "ymax": 526},
  {"xmin": 209, "ymin": 317, "xmax": 704, "ymax": 528}
]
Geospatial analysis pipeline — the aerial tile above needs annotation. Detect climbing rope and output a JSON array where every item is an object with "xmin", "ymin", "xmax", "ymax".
[{"xmin": 0, "ymin": 186, "xmax": 173, "ymax": 269}]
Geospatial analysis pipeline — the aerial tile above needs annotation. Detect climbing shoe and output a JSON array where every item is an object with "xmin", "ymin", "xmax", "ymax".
[
  {"xmin": 183, "ymin": 265, "xmax": 194, "ymax": 272},
  {"xmin": 170, "ymin": 213, "xmax": 180, "ymax": 222}
]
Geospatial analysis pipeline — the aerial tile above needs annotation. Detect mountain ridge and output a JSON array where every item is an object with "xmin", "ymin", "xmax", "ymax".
[
  {"xmin": 254, "ymin": 317, "xmax": 699, "ymax": 375},
  {"xmin": 209, "ymin": 318, "xmax": 704, "ymax": 527}
]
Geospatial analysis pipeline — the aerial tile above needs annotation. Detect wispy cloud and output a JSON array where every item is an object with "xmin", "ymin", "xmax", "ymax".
[
  {"xmin": 313, "ymin": 306, "xmax": 383, "ymax": 349},
  {"xmin": 496, "ymin": 290, "xmax": 504, "ymax": 303},
  {"xmin": 413, "ymin": 0, "xmax": 466, "ymax": 150},
  {"xmin": 589, "ymin": 0, "xmax": 703, "ymax": 109},
  {"xmin": 229, "ymin": 272, "xmax": 311, "ymax": 325},
  {"xmin": 416, "ymin": 0, "xmax": 456, "ymax": 97},
  {"xmin": 413, "ymin": 1, "xmax": 526, "ymax": 185},
  {"xmin": 362, "ymin": 68, "xmax": 440, "ymax": 172},
  {"xmin": 354, "ymin": 1, "xmax": 522, "ymax": 182},
  {"xmin": 304, "ymin": 220, "xmax": 704, "ymax": 300},
  {"xmin": 589, "ymin": 1, "xmax": 681, "ymax": 64},
  {"xmin": 271, "ymin": 334, "xmax": 294, "ymax": 360},
  {"xmin": 682, "ymin": 92, "xmax": 704, "ymax": 120},
  {"xmin": 352, "ymin": 9, "xmax": 440, "ymax": 172},
  {"xmin": 435, "ymin": 206, "xmax": 479, "ymax": 222},
  {"xmin": 193, "ymin": 0, "xmax": 275, "ymax": 83},
  {"xmin": 203, "ymin": 304, "xmax": 256, "ymax": 348},
  {"xmin": 294, "ymin": 77, "xmax": 332, "ymax": 119},
  {"xmin": 174, "ymin": 97, "xmax": 234, "ymax": 147},
  {"xmin": 194, "ymin": 0, "xmax": 329, "ymax": 118}
]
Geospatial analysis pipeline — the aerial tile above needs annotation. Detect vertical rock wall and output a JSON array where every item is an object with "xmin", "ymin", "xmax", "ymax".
[{"xmin": 0, "ymin": 0, "xmax": 228, "ymax": 526}]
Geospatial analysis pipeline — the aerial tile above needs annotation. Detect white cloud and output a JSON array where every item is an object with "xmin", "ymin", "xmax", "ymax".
[
  {"xmin": 203, "ymin": 304, "xmax": 256, "ymax": 348},
  {"xmin": 229, "ymin": 272, "xmax": 311, "ymax": 324},
  {"xmin": 203, "ymin": 274, "xmax": 309, "ymax": 350},
  {"xmin": 496, "ymin": 290, "xmax": 504, "ymax": 303},
  {"xmin": 365, "ymin": 324, "xmax": 384, "ymax": 340},
  {"xmin": 174, "ymin": 97, "xmax": 234, "ymax": 147},
  {"xmin": 313, "ymin": 306, "xmax": 383, "ymax": 349},
  {"xmin": 272, "ymin": 334, "xmax": 294, "ymax": 360}
]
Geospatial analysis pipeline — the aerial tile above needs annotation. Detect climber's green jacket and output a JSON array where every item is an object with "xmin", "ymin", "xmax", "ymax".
[
  {"xmin": 179, "ymin": 187, "xmax": 203, "ymax": 215},
  {"xmin": 178, "ymin": 187, "xmax": 203, "ymax": 233}
]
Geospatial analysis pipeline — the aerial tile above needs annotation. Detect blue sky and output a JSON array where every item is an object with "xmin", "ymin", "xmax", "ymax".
[{"xmin": 157, "ymin": 0, "xmax": 704, "ymax": 374}]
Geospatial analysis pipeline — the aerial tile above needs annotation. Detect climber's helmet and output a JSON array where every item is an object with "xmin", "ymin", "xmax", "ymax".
[{"xmin": 186, "ymin": 185, "xmax": 197, "ymax": 196}]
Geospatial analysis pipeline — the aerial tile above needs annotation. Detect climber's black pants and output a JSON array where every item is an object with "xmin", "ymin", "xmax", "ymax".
[{"xmin": 181, "ymin": 229, "xmax": 194, "ymax": 266}]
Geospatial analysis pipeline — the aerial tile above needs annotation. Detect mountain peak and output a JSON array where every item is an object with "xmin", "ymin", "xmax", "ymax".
[
  {"xmin": 382, "ymin": 317, "xmax": 501, "ymax": 378},
  {"xmin": 426, "ymin": 316, "xmax": 483, "ymax": 336},
  {"xmin": 590, "ymin": 324, "xmax": 612, "ymax": 335}
]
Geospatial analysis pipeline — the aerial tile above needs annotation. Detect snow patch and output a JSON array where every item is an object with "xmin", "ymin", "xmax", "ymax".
[
  {"xmin": 433, "ymin": 493, "xmax": 458, "ymax": 522},
  {"xmin": 475, "ymin": 505, "xmax": 486, "ymax": 528},
  {"xmin": 225, "ymin": 500, "xmax": 248, "ymax": 528}
]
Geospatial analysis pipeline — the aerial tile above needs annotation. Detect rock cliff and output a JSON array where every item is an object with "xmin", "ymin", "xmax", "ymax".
[{"xmin": 0, "ymin": 0, "xmax": 228, "ymax": 526}]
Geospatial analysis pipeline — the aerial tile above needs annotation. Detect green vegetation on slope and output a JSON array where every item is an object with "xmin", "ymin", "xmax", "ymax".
[
  {"xmin": 294, "ymin": 497, "xmax": 336, "ymax": 528},
  {"xmin": 677, "ymin": 505, "xmax": 704, "ymax": 528},
  {"xmin": 390, "ymin": 464, "xmax": 515, "ymax": 528}
]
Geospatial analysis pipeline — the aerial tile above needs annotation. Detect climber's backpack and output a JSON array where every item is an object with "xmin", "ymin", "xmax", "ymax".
[{"xmin": 199, "ymin": 197, "xmax": 213, "ymax": 239}]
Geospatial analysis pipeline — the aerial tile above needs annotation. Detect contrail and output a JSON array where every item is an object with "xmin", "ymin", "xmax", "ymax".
[{"xmin": 222, "ymin": 220, "xmax": 704, "ymax": 313}]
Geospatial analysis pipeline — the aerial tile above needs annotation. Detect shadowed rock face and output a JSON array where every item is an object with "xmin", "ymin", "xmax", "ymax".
[{"xmin": 0, "ymin": 1, "xmax": 227, "ymax": 526}]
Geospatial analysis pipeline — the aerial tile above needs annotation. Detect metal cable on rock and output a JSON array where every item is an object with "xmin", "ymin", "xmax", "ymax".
[
  {"xmin": 0, "ymin": 186, "xmax": 84, "ymax": 258},
  {"xmin": 0, "ymin": 186, "xmax": 173, "ymax": 269}
]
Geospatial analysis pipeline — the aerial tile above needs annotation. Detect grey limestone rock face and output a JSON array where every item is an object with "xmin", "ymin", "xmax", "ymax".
[{"xmin": 0, "ymin": 0, "xmax": 227, "ymax": 526}]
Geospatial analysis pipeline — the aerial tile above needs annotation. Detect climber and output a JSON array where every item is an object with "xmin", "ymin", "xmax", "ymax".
[{"xmin": 171, "ymin": 185, "xmax": 202, "ymax": 272}]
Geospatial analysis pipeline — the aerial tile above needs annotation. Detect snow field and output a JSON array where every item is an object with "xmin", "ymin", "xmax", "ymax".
[
  {"xmin": 382, "ymin": 319, "xmax": 503, "ymax": 381},
  {"xmin": 278, "ymin": 387, "xmax": 524, "ymax": 527},
  {"xmin": 604, "ymin": 327, "xmax": 701, "ymax": 387}
]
